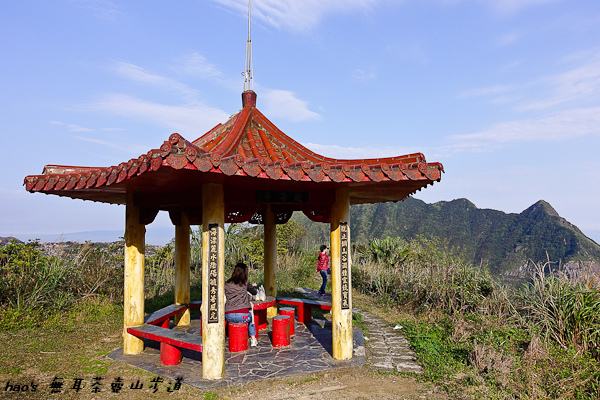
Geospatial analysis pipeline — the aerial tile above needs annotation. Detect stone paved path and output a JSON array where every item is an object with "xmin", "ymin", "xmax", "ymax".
[
  {"xmin": 295, "ymin": 288, "xmax": 422, "ymax": 374},
  {"xmin": 358, "ymin": 309, "xmax": 422, "ymax": 373}
]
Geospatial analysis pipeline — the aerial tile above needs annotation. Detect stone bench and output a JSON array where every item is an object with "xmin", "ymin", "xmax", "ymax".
[
  {"xmin": 144, "ymin": 300, "xmax": 202, "ymax": 327},
  {"xmin": 128, "ymin": 301, "xmax": 203, "ymax": 365},
  {"xmin": 126, "ymin": 324, "xmax": 202, "ymax": 365},
  {"xmin": 276, "ymin": 297, "xmax": 332, "ymax": 324}
]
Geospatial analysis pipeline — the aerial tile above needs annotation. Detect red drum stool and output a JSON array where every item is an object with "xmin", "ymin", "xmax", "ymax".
[
  {"xmin": 160, "ymin": 343, "xmax": 182, "ymax": 365},
  {"xmin": 272, "ymin": 315, "xmax": 290, "ymax": 347},
  {"xmin": 228, "ymin": 322, "xmax": 249, "ymax": 352},
  {"xmin": 279, "ymin": 307, "xmax": 295, "ymax": 336},
  {"xmin": 158, "ymin": 318, "xmax": 182, "ymax": 365}
]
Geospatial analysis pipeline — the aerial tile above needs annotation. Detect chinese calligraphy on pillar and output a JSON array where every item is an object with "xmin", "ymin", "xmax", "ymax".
[
  {"xmin": 340, "ymin": 222, "xmax": 350, "ymax": 310},
  {"xmin": 208, "ymin": 223, "xmax": 219, "ymax": 323}
]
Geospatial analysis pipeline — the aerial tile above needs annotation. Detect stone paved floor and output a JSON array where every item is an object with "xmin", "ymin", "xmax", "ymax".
[
  {"xmin": 109, "ymin": 317, "xmax": 365, "ymax": 390},
  {"xmin": 109, "ymin": 288, "xmax": 421, "ymax": 390}
]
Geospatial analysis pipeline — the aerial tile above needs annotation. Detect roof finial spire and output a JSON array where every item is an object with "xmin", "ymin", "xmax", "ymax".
[
  {"xmin": 242, "ymin": 0, "xmax": 257, "ymax": 107},
  {"xmin": 244, "ymin": 0, "xmax": 253, "ymax": 92}
]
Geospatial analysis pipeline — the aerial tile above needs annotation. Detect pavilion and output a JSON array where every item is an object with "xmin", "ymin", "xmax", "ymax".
[{"xmin": 24, "ymin": 90, "xmax": 443, "ymax": 380}]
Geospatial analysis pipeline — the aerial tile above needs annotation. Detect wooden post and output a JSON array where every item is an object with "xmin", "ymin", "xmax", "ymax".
[
  {"xmin": 123, "ymin": 192, "xmax": 145, "ymax": 355},
  {"xmin": 174, "ymin": 212, "xmax": 191, "ymax": 326},
  {"xmin": 264, "ymin": 204, "xmax": 278, "ymax": 318},
  {"xmin": 202, "ymin": 183, "xmax": 226, "ymax": 380},
  {"xmin": 330, "ymin": 187, "xmax": 353, "ymax": 360}
]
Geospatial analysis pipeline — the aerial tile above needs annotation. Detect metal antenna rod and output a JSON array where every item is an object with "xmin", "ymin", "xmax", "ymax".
[{"xmin": 244, "ymin": 0, "xmax": 253, "ymax": 91}]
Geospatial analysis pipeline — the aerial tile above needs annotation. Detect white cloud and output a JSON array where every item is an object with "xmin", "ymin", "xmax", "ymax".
[
  {"xmin": 49, "ymin": 120, "xmax": 122, "ymax": 134},
  {"xmin": 352, "ymin": 68, "xmax": 377, "ymax": 82},
  {"xmin": 480, "ymin": 0, "xmax": 561, "ymax": 15},
  {"xmin": 386, "ymin": 41, "xmax": 430, "ymax": 65},
  {"xmin": 211, "ymin": 0, "xmax": 381, "ymax": 32},
  {"xmin": 458, "ymin": 85, "xmax": 512, "ymax": 99},
  {"xmin": 261, "ymin": 89, "xmax": 321, "ymax": 122},
  {"xmin": 302, "ymin": 142, "xmax": 421, "ymax": 160},
  {"xmin": 497, "ymin": 31, "xmax": 520, "ymax": 46},
  {"xmin": 212, "ymin": 0, "xmax": 559, "ymax": 32},
  {"xmin": 445, "ymin": 107, "xmax": 600, "ymax": 153},
  {"xmin": 114, "ymin": 62, "xmax": 199, "ymax": 100},
  {"xmin": 177, "ymin": 53, "xmax": 223, "ymax": 79},
  {"xmin": 519, "ymin": 52, "xmax": 600, "ymax": 111},
  {"xmin": 100, "ymin": 60, "xmax": 235, "ymax": 135},
  {"xmin": 435, "ymin": 0, "xmax": 561, "ymax": 15},
  {"xmin": 90, "ymin": 94, "xmax": 230, "ymax": 137},
  {"xmin": 459, "ymin": 50, "xmax": 600, "ymax": 112},
  {"xmin": 99, "ymin": 57, "xmax": 319, "ymax": 135},
  {"xmin": 70, "ymin": 0, "xmax": 122, "ymax": 21},
  {"xmin": 67, "ymin": 124, "xmax": 93, "ymax": 132},
  {"xmin": 498, "ymin": 60, "xmax": 522, "ymax": 73},
  {"xmin": 73, "ymin": 136, "xmax": 126, "ymax": 150},
  {"xmin": 72, "ymin": 136, "xmax": 150, "ymax": 158}
]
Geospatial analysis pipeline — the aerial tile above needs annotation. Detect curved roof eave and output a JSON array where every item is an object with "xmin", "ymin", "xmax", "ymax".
[{"xmin": 24, "ymin": 101, "xmax": 444, "ymax": 206}]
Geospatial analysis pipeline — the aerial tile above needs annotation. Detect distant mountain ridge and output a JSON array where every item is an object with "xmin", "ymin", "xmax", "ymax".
[
  {"xmin": 3, "ymin": 228, "xmax": 173, "ymax": 246},
  {"xmin": 294, "ymin": 197, "xmax": 600, "ymax": 282},
  {"xmin": 0, "ymin": 237, "xmax": 22, "ymax": 245}
]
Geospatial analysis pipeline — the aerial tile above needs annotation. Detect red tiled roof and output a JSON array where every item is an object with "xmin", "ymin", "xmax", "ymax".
[{"xmin": 24, "ymin": 91, "xmax": 443, "ymax": 209}]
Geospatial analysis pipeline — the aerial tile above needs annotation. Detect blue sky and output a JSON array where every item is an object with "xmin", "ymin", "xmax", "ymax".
[{"xmin": 1, "ymin": 0, "xmax": 599, "ymax": 245}]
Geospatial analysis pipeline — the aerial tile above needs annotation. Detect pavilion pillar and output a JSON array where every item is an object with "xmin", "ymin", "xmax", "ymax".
[
  {"xmin": 201, "ymin": 183, "xmax": 226, "ymax": 380},
  {"xmin": 264, "ymin": 204, "xmax": 277, "ymax": 318},
  {"xmin": 174, "ymin": 212, "xmax": 191, "ymax": 326},
  {"xmin": 123, "ymin": 192, "xmax": 145, "ymax": 355},
  {"xmin": 330, "ymin": 187, "xmax": 353, "ymax": 360}
]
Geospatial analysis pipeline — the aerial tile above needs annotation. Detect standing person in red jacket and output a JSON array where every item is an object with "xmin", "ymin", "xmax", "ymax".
[{"xmin": 316, "ymin": 245, "xmax": 330, "ymax": 297}]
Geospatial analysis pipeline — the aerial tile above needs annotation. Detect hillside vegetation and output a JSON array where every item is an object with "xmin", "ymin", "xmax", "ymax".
[
  {"xmin": 295, "ymin": 197, "xmax": 600, "ymax": 286},
  {"xmin": 352, "ymin": 235, "xmax": 599, "ymax": 398}
]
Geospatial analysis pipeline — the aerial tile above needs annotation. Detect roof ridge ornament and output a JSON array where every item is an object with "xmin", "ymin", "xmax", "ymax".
[{"xmin": 242, "ymin": 0, "xmax": 257, "ymax": 108}]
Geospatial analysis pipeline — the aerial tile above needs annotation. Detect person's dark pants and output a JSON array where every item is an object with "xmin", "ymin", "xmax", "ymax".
[{"xmin": 319, "ymin": 270, "xmax": 327, "ymax": 294}]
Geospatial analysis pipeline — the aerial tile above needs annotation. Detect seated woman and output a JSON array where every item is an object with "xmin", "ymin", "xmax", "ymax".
[{"xmin": 224, "ymin": 262, "xmax": 259, "ymax": 347}]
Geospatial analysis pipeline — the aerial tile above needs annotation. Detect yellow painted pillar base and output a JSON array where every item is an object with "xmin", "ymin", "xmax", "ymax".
[
  {"xmin": 267, "ymin": 306, "xmax": 277, "ymax": 318},
  {"xmin": 175, "ymin": 213, "xmax": 191, "ymax": 326},
  {"xmin": 330, "ymin": 187, "xmax": 353, "ymax": 360},
  {"xmin": 264, "ymin": 205, "xmax": 277, "ymax": 319},
  {"xmin": 123, "ymin": 193, "xmax": 145, "ymax": 355},
  {"xmin": 202, "ymin": 183, "xmax": 226, "ymax": 380}
]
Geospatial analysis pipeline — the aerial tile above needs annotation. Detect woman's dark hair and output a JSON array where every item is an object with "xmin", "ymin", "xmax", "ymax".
[
  {"xmin": 320, "ymin": 245, "xmax": 327, "ymax": 252},
  {"xmin": 227, "ymin": 262, "xmax": 248, "ymax": 286}
]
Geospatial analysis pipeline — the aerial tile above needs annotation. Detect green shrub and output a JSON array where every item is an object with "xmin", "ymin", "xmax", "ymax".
[
  {"xmin": 0, "ymin": 240, "xmax": 76, "ymax": 311},
  {"xmin": 401, "ymin": 318, "xmax": 471, "ymax": 384},
  {"xmin": 353, "ymin": 236, "xmax": 503, "ymax": 315},
  {"xmin": 517, "ymin": 262, "xmax": 600, "ymax": 359},
  {"xmin": 0, "ymin": 306, "xmax": 47, "ymax": 331},
  {"xmin": 275, "ymin": 250, "xmax": 317, "ymax": 292}
]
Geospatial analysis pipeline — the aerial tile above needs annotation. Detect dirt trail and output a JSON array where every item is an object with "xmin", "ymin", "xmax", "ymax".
[{"xmin": 208, "ymin": 367, "xmax": 447, "ymax": 400}]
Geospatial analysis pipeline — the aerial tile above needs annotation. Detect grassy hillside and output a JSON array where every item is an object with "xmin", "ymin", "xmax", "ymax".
[{"xmin": 2, "ymin": 225, "xmax": 599, "ymax": 398}]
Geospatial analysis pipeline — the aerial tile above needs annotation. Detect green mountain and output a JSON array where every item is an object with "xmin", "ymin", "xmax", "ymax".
[{"xmin": 293, "ymin": 197, "xmax": 600, "ymax": 281}]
